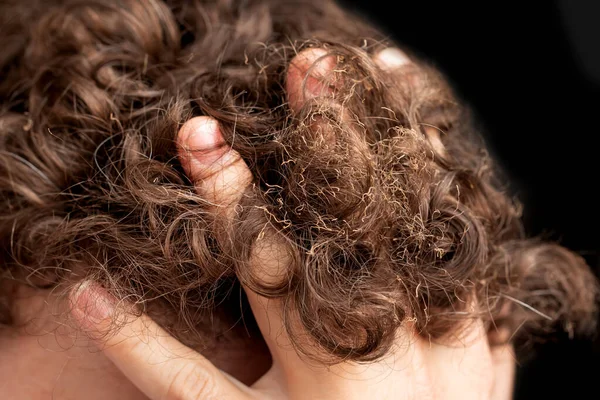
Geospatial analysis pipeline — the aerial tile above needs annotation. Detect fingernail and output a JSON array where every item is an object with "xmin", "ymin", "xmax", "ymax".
[
  {"xmin": 71, "ymin": 281, "xmax": 115, "ymax": 323},
  {"xmin": 287, "ymin": 48, "xmax": 337, "ymax": 111},
  {"xmin": 376, "ymin": 48, "xmax": 411, "ymax": 69},
  {"xmin": 184, "ymin": 118, "xmax": 229, "ymax": 165}
]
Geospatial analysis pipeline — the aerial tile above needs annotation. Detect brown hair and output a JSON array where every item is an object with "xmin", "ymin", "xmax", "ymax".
[{"xmin": 0, "ymin": 0, "xmax": 597, "ymax": 363}]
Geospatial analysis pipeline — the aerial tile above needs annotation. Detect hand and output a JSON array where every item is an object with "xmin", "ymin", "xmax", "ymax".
[{"xmin": 69, "ymin": 47, "xmax": 515, "ymax": 400}]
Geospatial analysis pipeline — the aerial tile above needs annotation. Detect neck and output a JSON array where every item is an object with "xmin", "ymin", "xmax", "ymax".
[{"xmin": 0, "ymin": 282, "xmax": 270, "ymax": 399}]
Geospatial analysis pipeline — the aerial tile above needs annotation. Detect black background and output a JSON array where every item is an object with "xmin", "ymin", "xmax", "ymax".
[{"xmin": 338, "ymin": 1, "xmax": 600, "ymax": 398}]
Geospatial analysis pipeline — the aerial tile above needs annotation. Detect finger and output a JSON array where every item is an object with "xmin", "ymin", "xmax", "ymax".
[
  {"xmin": 373, "ymin": 47, "xmax": 412, "ymax": 70},
  {"xmin": 249, "ymin": 48, "xmax": 344, "ymax": 284},
  {"xmin": 176, "ymin": 117, "xmax": 293, "ymax": 361},
  {"xmin": 69, "ymin": 281, "xmax": 249, "ymax": 400},
  {"xmin": 177, "ymin": 116, "xmax": 253, "ymax": 217},
  {"xmin": 374, "ymin": 47, "xmax": 446, "ymax": 156},
  {"xmin": 174, "ymin": 116, "xmax": 298, "ymax": 391},
  {"xmin": 490, "ymin": 344, "xmax": 516, "ymax": 400},
  {"xmin": 248, "ymin": 46, "xmax": 362, "ymax": 382},
  {"xmin": 252, "ymin": 48, "xmax": 347, "ymax": 290},
  {"xmin": 286, "ymin": 47, "xmax": 338, "ymax": 113},
  {"xmin": 423, "ymin": 319, "xmax": 496, "ymax": 399}
]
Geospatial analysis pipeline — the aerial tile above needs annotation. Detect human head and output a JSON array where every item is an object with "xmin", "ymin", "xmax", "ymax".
[{"xmin": 0, "ymin": 0, "xmax": 597, "ymax": 363}]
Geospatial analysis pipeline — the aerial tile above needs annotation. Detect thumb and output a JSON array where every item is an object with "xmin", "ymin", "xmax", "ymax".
[{"xmin": 69, "ymin": 281, "xmax": 250, "ymax": 400}]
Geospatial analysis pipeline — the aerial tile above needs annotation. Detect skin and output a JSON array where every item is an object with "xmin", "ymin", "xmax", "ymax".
[{"xmin": 0, "ymin": 47, "xmax": 515, "ymax": 399}]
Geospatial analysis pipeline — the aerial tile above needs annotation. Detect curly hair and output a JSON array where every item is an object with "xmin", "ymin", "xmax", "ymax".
[{"xmin": 0, "ymin": 0, "xmax": 597, "ymax": 363}]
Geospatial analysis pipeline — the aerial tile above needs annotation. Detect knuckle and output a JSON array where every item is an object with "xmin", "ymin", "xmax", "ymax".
[{"xmin": 164, "ymin": 363, "xmax": 219, "ymax": 400}]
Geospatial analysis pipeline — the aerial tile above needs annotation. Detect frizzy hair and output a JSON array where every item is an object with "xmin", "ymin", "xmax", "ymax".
[{"xmin": 0, "ymin": 0, "xmax": 597, "ymax": 363}]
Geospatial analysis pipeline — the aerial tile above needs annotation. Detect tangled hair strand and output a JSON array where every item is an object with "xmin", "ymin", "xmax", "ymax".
[{"xmin": 0, "ymin": 0, "xmax": 597, "ymax": 363}]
